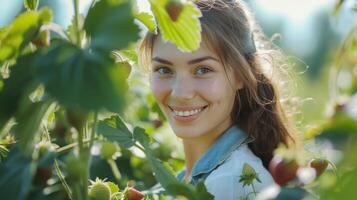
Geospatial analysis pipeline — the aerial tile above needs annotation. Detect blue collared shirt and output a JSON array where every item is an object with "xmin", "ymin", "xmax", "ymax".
[{"xmin": 176, "ymin": 125, "xmax": 274, "ymax": 200}]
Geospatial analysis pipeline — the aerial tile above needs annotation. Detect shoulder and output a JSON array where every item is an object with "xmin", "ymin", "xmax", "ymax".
[{"xmin": 204, "ymin": 144, "xmax": 274, "ymax": 200}]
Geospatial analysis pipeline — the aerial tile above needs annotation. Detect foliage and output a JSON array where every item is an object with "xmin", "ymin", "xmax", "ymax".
[
  {"xmin": 0, "ymin": 0, "xmax": 206, "ymax": 199},
  {"xmin": 0, "ymin": 0, "xmax": 356, "ymax": 200}
]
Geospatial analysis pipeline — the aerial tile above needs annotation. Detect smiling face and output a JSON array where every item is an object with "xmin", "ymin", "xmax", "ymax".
[{"xmin": 150, "ymin": 36, "xmax": 243, "ymax": 142}]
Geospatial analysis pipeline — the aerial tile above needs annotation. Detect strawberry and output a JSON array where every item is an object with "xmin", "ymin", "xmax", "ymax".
[
  {"xmin": 152, "ymin": 119, "xmax": 162, "ymax": 129},
  {"xmin": 309, "ymin": 158, "xmax": 329, "ymax": 177},
  {"xmin": 269, "ymin": 155, "xmax": 299, "ymax": 186},
  {"xmin": 165, "ymin": 0, "xmax": 183, "ymax": 22},
  {"xmin": 88, "ymin": 178, "xmax": 111, "ymax": 200},
  {"xmin": 123, "ymin": 187, "xmax": 144, "ymax": 200},
  {"xmin": 32, "ymin": 29, "xmax": 50, "ymax": 47},
  {"xmin": 100, "ymin": 141, "xmax": 120, "ymax": 160},
  {"xmin": 33, "ymin": 167, "xmax": 52, "ymax": 185}
]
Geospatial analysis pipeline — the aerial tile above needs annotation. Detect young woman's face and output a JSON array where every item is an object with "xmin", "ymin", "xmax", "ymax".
[{"xmin": 150, "ymin": 36, "xmax": 242, "ymax": 140}]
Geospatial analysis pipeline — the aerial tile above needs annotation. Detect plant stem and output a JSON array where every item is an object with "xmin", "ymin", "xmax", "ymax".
[
  {"xmin": 54, "ymin": 159, "xmax": 73, "ymax": 199},
  {"xmin": 107, "ymin": 158, "xmax": 122, "ymax": 183},
  {"xmin": 73, "ymin": 0, "xmax": 81, "ymax": 47},
  {"xmin": 77, "ymin": 125, "xmax": 87, "ymax": 200},
  {"xmin": 89, "ymin": 111, "xmax": 98, "ymax": 149},
  {"xmin": 56, "ymin": 138, "xmax": 92, "ymax": 154},
  {"xmin": 251, "ymin": 183, "xmax": 257, "ymax": 196}
]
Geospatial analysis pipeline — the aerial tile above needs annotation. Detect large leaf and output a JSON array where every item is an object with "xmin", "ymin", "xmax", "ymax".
[
  {"xmin": 0, "ymin": 146, "xmax": 33, "ymax": 200},
  {"xmin": 35, "ymin": 41, "xmax": 128, "ymax": 112},
  {"xmin": 14, "ymin": 100, "xmax": 52, "ymax": 154},
  {"xmin": 97, "ymin": 115, "xmax": 135, "ymax": 148},
  {"xmin": 134, "ymin": 11, "xmax": 157, "ymax": 33},
  {"xmin": 0, "ymin": 7, "xmax": 52, "ymax": 65},
  {"xmin": 195, "ymin": 181, "xmax": 214, "ymax": 200},
  {"xmin": 133, "ymin": 127, "xmax": 178, "ymax": 189},
  {"xmin": 149, "ymin": 0, "xmax": 202, "ymax": 52},
  {"xmin": 84, "ymin": 0, "xmax": 140, "ymax": 52},
  {"xmin": 0, "ymin": 53, "xmax": 39, "ymax": 130},
  {"xmin": 166, "ymin": 181, "xmax": 214, "ymax": 200}
]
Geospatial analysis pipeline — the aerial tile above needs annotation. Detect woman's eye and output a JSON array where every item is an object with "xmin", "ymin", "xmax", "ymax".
[
  {"xmin": 196, "ymin": 67, "xmax": 212, "ymax": 75},
  {"xmin": 154, "ymin": 66, "xmax": 172, "ymax": 74}
]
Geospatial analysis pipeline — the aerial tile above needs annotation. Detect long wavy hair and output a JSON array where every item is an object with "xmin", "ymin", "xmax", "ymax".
[{"xmin": 138, "ymin": 0, "xmax": 297, "ymax": 168}]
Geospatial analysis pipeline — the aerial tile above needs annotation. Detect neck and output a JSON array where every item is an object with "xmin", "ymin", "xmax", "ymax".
[{"xmin": 181, "ymin": 122, "xmax": 233, "ymax": 179}]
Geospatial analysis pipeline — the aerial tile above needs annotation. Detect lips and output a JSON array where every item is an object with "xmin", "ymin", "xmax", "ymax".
[{"xmin": 169, "ymin": 105, "xmax": 208, "ymax": 117}]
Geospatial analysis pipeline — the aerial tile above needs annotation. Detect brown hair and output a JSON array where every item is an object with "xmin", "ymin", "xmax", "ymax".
[{"xmin": 138, "ymin": 0, "xmax": 297, "ymax": 168}]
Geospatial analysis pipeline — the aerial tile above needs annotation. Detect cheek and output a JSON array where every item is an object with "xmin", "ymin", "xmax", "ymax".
[
  {"xmin": 196, "ymin": 78, "xmax": 235, "ymax": 102},
  {"xmin": 150, "ymin": 78, "xmax": 171, "ymax": 103}
]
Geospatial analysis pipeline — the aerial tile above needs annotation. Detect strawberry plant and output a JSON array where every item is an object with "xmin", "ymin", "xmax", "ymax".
[{"xmin": 0, "ymin": 0, "xmax": 211, "ymax": 199}]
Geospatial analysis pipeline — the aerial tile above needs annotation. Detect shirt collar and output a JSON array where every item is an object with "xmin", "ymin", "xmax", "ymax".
[{"xmin": 176, "ymin": 125, "xmax": 254, "ymax": 183}]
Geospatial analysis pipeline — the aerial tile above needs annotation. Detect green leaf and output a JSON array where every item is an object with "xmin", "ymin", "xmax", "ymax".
[
  {"xmin": 133, "ymin": 126, "xmax": 151, "ymax": 149},
  {"xmin": 14, "ymin": 100, "xmax": 52, "ymax": 154},
  {"xmin": 24, "ymin": 0, "xmax": 39, "ymax": 11},
  {"xmin": 146, "ymin": 152, "xmax": 179, "ymax": 192},
  {"xmin": 149, "ymin": 0, "xmax": 202, "ymax": 52},
  {"xmin": 165, "ymin": 181, "xmax": 214, "ymax": 200},
  {"xmin": 97, "ymin": 115, "xmax": 134, "ymax": 148},
  {"xmin": 195, "ymin": 181, "xmax": 214, "ymax": 200},
  {"xmin": 35, "ymin": 41, "xmax": 129, "ymax": 112},
  {"xmin": 166, "ymin": 182, "xmax": 197, "ymax": 200},
  {"xmin": 133, "ymin": 127, "xmax": 178, "ymax": 191},
  {"xmin": 0, "ymin": 7, "xmax": 52, "ymax": 65},
  {"xmin": 84, "ymin": 0, "xmax": 140, "ymax": 52},
  {"xmin": 134, "ymin": 11, "xmax": 157, "ymax": 33},
  {"xmin": 0, "ymin": 146, "xmax": 33, "ymax": 200},
  {"xmin": 0, "ymin": 53, "xmax": 39, "ymax": 130}
]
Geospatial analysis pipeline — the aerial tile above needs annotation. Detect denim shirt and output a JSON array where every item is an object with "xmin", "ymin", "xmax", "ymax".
[{"xmin": 176, "ymin": 125, "xmax": 274, "ymax": 200}]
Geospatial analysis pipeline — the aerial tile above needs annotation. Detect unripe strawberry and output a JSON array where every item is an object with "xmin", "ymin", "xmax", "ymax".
[
  {"xmin": 269, "ymin": 155, "xmax": 299, "ymax": 186},
  {"xmin": 309, "ymin": 158, "xmax": 329, "ymax": 177},
  {"xmin": 165, "ymin": 0, "xmax": 183, "ymax": 22},
  {"xmin": 100, "ymin": 141, "xmax": 120, "ymax": 160},
  {"xmin": 88, "ymin": 178, "xmax": 111, "ymax": 200}
]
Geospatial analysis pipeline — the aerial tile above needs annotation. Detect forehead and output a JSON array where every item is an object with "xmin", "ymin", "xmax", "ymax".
[{"xmin": 152, "ymin": 35, "xmax": 217, "ymax": 60}]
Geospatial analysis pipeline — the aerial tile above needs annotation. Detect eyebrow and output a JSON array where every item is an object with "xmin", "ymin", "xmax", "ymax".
[{"xmin": 151, "ymin": 56, "xmax": 219, "ymax": 65}]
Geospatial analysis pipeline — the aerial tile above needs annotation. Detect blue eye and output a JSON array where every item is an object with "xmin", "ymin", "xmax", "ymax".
[
  {"xmin": 155, "ymin": 66, "xmax": 172, "ymax": 74},
  {"xmin": 196, "ymin": 67, "xmax": 212, "ymax": 75}
]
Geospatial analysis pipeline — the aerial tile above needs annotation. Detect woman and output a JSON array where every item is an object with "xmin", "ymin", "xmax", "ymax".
[{"xmin": 139, "ymin": 0, "xmax": 296, "ymax": 199}]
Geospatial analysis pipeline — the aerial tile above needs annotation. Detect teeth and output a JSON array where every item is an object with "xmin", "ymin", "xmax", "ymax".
[{"xmin": 173, "ymin": 108, "xmax": 204, "ymax": 117}]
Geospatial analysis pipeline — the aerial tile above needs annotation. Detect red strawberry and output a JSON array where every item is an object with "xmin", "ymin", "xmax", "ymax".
[
  {"xmin": 165, "ymin": 0, "xmax": 183, "ymax": 22},
  {"xmin": 269, "ymin": 155, "xmax": 299, "ymax": 186},
  {"xmin": 309, "ymin": 158, "xmax": 329, "ymax": 177},
  {"xmin": 32, "ymin": 29, "xmax": 50, "ymax": 47},
  {"xmin": 127, "ymin": 187, "xmax": 144, "ymax": 200},
  {"xmin": 152, "ymin": 119, "xmax": 163, "ymax": 129},
  {"xmin": 33, "ymin": 167, "xmax": 52, "ymax": 185}
]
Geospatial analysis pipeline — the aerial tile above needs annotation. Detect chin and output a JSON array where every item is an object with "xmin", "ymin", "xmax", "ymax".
[{"xmin": 171, "ymin": 125, "xmax": 203, "ymax": 139}]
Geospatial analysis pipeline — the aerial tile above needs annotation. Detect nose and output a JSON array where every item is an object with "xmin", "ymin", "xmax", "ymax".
[{"xmin": 171, "ymin": 73, "xmax": 194, "ymax": 100}]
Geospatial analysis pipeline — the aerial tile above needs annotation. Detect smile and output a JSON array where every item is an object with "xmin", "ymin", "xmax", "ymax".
[{"xmin": 169, "ymin": 106, "xmax": 208, "ymax": 117}]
